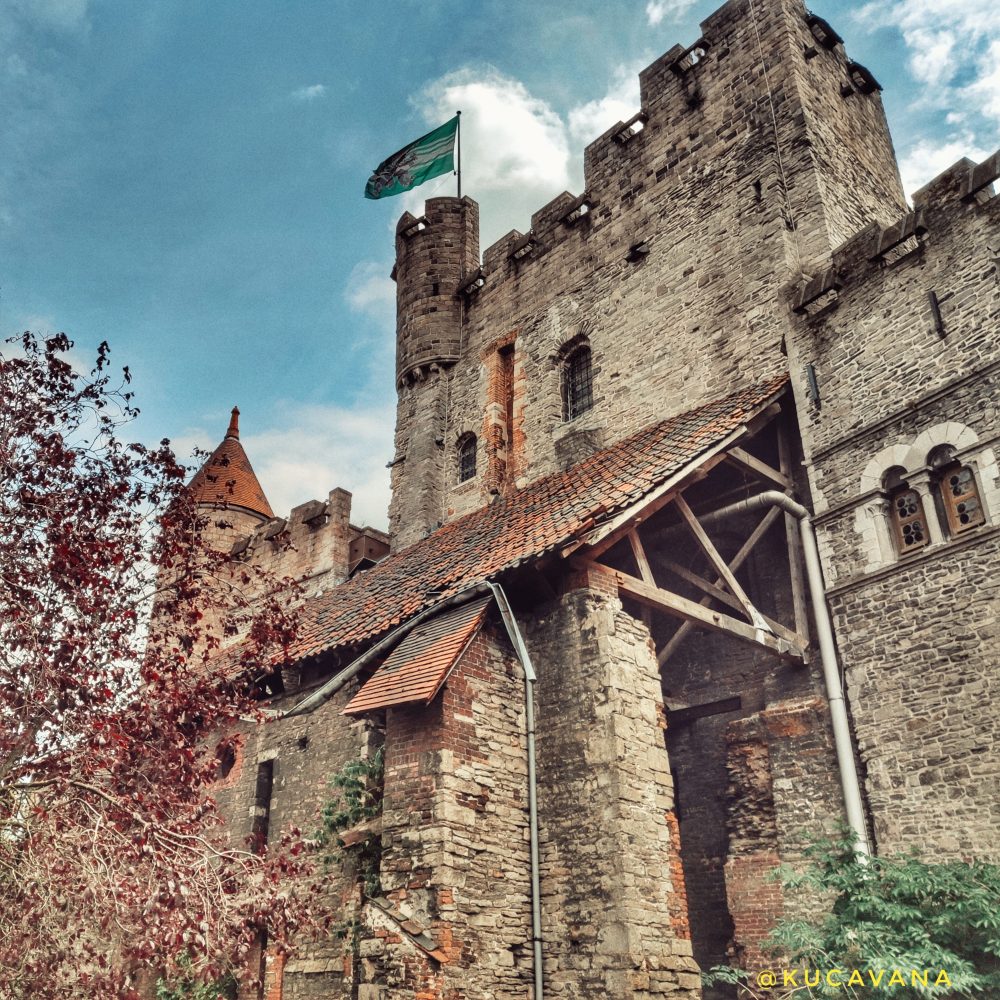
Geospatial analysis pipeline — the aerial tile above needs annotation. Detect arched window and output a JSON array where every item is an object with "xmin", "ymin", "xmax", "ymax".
[
  {"xmin": 457, "ymin": 434, "xmax": 477, "ymax": 483},
  {"xmin": 927, "ymin": 444, "xmax": 986, "ymax": 536},
  {"xmin": 884, "ymin": 468, "xmax": 927, "ymax": 555},
  {"xmin": 563, "ymin": 345, "xmax": 594, "ymax": 421},
  {"xmin": 940, "ymin": 465, "xmax": 984, "ymax": 534}
]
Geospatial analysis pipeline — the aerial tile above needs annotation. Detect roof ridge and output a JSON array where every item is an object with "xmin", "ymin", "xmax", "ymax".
[{"xmin": 292, "ymin": 374, "xmax": 789, "ymax": 663}]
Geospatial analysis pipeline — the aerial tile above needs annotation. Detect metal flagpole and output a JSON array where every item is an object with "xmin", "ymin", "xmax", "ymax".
[{"xmin": 456, "ymin": 110, "xmax": 462, "ymax": 199}]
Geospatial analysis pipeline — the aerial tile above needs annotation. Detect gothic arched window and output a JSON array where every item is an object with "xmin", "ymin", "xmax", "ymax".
[
  {"xmin": 457, "ymin": 434, "xmax": 477, "ymax": 483},
  {"xmin": 563, "ymin": 345, "xmax": 594, "ymax": 421}
]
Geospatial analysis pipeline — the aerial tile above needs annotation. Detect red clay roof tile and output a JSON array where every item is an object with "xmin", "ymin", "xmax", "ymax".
[
  {"xmin": 291, "ymin": 375, "xmax": 787, "ymax": 664},
  {"xmin": 342, "ymin": 597, "xmax": 491, "ymax": 714},
  {"xmin": 187, "ymin": 407, "xmax": 274, "ymax": 519}
]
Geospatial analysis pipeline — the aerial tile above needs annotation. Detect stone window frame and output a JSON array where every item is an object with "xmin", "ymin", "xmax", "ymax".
[
  {"xmin": 561, "ymin": 342, "xmax": 595, "ymax": 422},
  {"xmin": 856, "ymin": 422, "xmax": 998, "ymax": 572},
  {"xmin": 929, "ymin": 450, "xmax": 987, "ymax": 537},
  {"xmin": 456, "ymin": 432, "xmax": 477, "ymax": 484}
]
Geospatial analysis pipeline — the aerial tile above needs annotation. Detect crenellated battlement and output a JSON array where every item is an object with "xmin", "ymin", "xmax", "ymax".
[
  {"xmin": 228, "ymin": 487, "xmax": 389, "ymax": 594},
  {"xmin": 449, "ymin": 0, "xmax": 902, "ymax": 295},
  {"xmin": 789, "ymin": 149, "xmax": 1000, "ymax": 316},
  {"xmin": 389, "ymin": 0, "xmax": 912, "ymax": 548}
]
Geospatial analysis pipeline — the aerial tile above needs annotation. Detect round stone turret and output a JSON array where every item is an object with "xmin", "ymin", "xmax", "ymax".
[{"xmin": 394, "ymin": 196, "xmax": 480, "ymax": 387}]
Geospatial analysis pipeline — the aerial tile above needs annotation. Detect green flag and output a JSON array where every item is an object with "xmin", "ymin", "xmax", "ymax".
[{"xmin": 364, "ymin": 116, "xmax": 458, "ymax": 200}]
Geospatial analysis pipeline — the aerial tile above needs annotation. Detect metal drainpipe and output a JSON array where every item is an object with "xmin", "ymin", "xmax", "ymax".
[
  {"xmin": 487, "ymin": 581, "xmax": 544, "ymax": 1000},
  {"xmin": 698, "ymin": 491, "xmax": 872, "ymax": 857}
]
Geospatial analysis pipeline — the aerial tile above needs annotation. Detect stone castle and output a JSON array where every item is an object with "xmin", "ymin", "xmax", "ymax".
[{"xmin": 184, "ymin": 0, "xmax": 1000, "ymax": 996}]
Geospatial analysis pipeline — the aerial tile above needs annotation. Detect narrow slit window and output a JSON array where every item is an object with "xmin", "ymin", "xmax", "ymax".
[
  {"xmin": 564, "ymin": 346, "xmax": 594, "ymax": 421},
  {"xmin": 458, "ymin": 434, "xmax": 477, "ymax": 483},
  {"xmin": 939, "ymin": 464, "xmax": 985, "ymax": 535},
  {"xmin": 251, "ymin": 759, "xmax": 274, "ymax": 854}
]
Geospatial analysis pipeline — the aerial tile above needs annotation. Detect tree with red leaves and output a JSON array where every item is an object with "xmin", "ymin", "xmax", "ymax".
[{"xmin": 0, "ymin": 333, "xmax": 320, "ymax": 999}]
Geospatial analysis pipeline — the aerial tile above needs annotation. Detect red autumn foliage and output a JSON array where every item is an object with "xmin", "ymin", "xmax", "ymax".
[{"xmin": 0, "ymin": 333, "xmax": 324, "ymax": 998}]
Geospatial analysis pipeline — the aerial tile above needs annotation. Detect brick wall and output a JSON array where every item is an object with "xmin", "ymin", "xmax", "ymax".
[{"xmin": 359, "ymin": 624, "xmax": 533, "ymax": 999}]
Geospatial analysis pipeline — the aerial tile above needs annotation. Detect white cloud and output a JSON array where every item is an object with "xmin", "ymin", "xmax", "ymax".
[
  {"xmin": 854, "ymin": 0, "xmax": 999, "ymax": 196},
  {"xmin": 175, "ymin": 400, "xmax": 395, "ymax": 529},
  {"xmin": 645, "ymin": 0, "xmax": 696, "ymax": 27},
  {"xmin": 345, "ymin": 259, "xmax": 395, "ymax": 322},
  {"xmin": 290, "ymin": 84, "xmax": 326, "ymax": 102},
  {"xmin": 898, "ymin": 134, "xmax": 991, "ymax": 199},
  {"xmin": 411, "ymin": 64, "xmax": 643, "ymax": 250},
  {"xmin": 567, "ymin": 62, "xmax": 642, "ymax": 147}
]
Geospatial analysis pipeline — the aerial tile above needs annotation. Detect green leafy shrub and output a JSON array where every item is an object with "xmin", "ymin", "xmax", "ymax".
[
  {"xmin": 154, "ymin": 957, "xmax": 236, "ymax": 1000},
  {"xmin": 319, "ymin": 747, "xmax": 384, "ymax": 899},
  {"xmin": 705, "ymin": 830, "xmax": 1000, "ymax": 998}
]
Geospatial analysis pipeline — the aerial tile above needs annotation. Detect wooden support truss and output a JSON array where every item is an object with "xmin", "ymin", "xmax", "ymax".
[{"xmin": 573, "ymin": 428, "xmax": 810, "ymax": 666}]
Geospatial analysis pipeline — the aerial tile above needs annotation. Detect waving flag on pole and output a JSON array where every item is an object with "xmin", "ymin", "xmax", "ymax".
[{"xmin": 364, "ymin": 116, "xmax": 459, "ymax": 200}]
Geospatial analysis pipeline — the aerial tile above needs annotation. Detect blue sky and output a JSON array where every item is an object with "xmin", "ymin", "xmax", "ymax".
[{"xmin": 2, "ymin": 0, "xmax": 997, "ymax": 527}]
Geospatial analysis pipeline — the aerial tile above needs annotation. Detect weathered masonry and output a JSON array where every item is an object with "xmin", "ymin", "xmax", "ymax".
[{"xmin": 183, "ymin": 0, "xmax": 1000, "ymax": 997}]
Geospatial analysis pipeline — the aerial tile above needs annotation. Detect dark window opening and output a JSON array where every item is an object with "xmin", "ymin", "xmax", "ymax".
[
  {"xmin": 253, "ymin": 668, "xmax": 285, "ymax": 700},
  {"xmin": 458, "ymin": 434, "xmax": 477, "ymax": 483},
  {"xmin": 216, "ymin": 743, "xmax": 237, "ymax": 780},
  {"xmin": 563, "ymin": 346, "xmax": 594, "ymax": 421},
  {"xmin": 251, "ymin": 759, "xmax": 274, "ymax": 853}
]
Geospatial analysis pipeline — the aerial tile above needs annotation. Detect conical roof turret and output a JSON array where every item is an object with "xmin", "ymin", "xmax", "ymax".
[{"xmin": 187, "ymin": 406, "xmax": 274, "ymax": 519}]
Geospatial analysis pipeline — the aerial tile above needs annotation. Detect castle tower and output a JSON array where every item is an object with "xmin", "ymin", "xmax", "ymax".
[
  {"xmin": 187, "ymin": 406, "xmax": 274, "ymax": 552},
  {"xmin": 385, "ymin": 0, "xmax": 910, "ymax": 550},
  {"xmin": 388, "ymin": 196, "xmax": 479, "ymax": 548}
]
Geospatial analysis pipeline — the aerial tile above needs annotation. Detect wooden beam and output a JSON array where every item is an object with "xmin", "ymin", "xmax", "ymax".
[
  {"xmin": 667, "ymin": 696, "xmax": 742, "ymax": 727},
  {"xmin": 777, "ymin": 421, "xmax": 811, "ymax": 650},
  {"xmin": 724, "ymin": 446, "xmax": 792, "ymax": 489},
  {"xmin": 673, "ymin": 493, "xmax": 769, "ymax": 631},
  {"xmin": 657, "ymin": 506, "xmax": 781, "ymax": 666},
  {"xmin": 612, "ymin": 568, "xmax": 800, "ymax": 662},
  {"xmin": 658, "ymin": 557, "xmax": 806, "ymax": 650},
  {"xmin": 627, "ymin": 529, "xmax": 655, "ymax": 628},
  {"xmin": 628, "ymin": 529, "xmax": 655, "ymax": 583},
  {"xmin": 573, "ymin": 439, "xmax": 739, "ymax": 560}
]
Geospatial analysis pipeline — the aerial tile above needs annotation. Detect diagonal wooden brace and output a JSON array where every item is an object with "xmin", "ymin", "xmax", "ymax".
[
  {"xmin": 674, "ymin": 493, "xmax": 774, "ymax": 635},
  {"xmin": 612, "ymin": 568, "xmax": 801, "ymax": 663}
]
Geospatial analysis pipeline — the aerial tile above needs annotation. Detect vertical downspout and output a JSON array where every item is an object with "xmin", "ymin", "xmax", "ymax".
[
  {"xmin": 487, "ymin": 581, "xmax": 544, "ymax": 1000},
  {"xmin": 698, "ymin": 491, "xmax": 872, "ymax": 857}
]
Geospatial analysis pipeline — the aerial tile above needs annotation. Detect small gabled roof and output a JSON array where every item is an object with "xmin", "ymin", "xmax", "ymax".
[
  {"xmin": 342, "ymin": 597, "xmax": 491, "ymax": 715},
  {"xmin": 187, "ymin": 407, "xmax": 274, "ymax": 519},
  {"xmin": 292, "ymin": 374, "xmax": 788, "ymax": 665}
]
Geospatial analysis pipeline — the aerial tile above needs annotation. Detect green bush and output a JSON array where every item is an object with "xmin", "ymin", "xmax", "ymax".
[
  {"xmin": 154, "ymin": 957, "xmax": 236, "ymax": 1000},
  {"xmin": 705, "ymin": 830, "xmax": 1000, "ymax": 998},
  {"xmin": 318, "ymin": 747, "xmax": 384, "ymax": 899}
]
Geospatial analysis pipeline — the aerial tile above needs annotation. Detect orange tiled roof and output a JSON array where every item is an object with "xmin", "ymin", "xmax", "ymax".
[
  {"xmin": 187, "ymin": 407, "xmax": 274, "ymax": 519},
  {"xmin": 292, "ymin": 375, "xmax": 788, "ymax": 663},
  {"xmin": 342, "ymin": 597, "xmax": 491, "ymax": 715}
]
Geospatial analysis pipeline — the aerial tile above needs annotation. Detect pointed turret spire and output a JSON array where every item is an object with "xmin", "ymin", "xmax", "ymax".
[{"xmin": 187, "ymin": 407, "xmax": 274, "ymax": 519}]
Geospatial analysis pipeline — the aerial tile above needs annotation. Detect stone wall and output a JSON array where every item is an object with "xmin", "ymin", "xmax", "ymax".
[
  {"xmin": 388, "ymin": 0, "xmax": 907, "ymax": 549},
  {"xmin": 786, "ymin": 157, "xmax": 1000, "ymax": 859},
  {"xmin": 526, "ymin": 573, "xmax": 702, "ymax": 999},
  {"xmin": 211, "ymin": 681, "xmax": 372, "ymax": 999}
]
